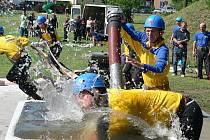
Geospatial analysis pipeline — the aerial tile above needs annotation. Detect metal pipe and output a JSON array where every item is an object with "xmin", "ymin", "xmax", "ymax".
[{"xmin": 107, "ymin": 8, "xmax": 123, "ymax": 88}]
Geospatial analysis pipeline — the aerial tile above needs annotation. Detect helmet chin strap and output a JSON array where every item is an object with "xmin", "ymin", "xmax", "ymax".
[{"xmin": 149, "ymin": 33, "xmax": 163, "ymax": 48}]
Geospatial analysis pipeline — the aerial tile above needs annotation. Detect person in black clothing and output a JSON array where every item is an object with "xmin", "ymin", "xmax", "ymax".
[
  {"xmin": 28, "ymin": 12, "xmax": 36, "ymax": 37},
  {"xmin": 50, "ymin": 13, "xmax": 58, "ymax": 29},
  {"xmin": 63, "ymin": 15, "xmax": 70, "ymax": 42},
  {"xmin": 73, "ymin": 16, "xmax": 82, "ymax": 42},
  {"xmin": 172, "ymin": 21, "xmax": 190, "ymax": 77},
  {"xmin": 80, "ymin": 18, "xmax": 86, "ymax": 39}
]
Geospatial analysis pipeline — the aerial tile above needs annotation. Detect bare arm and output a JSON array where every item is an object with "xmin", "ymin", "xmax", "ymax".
[
  {"xmin": 192, "ymin": 41, "xmax": 197, "ymax": 57},
  {"xmin": 170, "ymin": 33, "xmax": 174, "ymax": 44}
]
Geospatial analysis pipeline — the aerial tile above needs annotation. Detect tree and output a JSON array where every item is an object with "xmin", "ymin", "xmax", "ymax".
[
  {"xmin": 106, "ymin": 0, "xmax": 145, "ymax": 22},
  {"xmin": 171, "ymin": 0, "xmax": 199, "ymax": 9}
]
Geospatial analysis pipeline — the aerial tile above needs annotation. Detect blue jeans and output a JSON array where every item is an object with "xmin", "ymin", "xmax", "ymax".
[{"xmin": 172, "ymin": 46, "xmax": 187, "ymax": 75}]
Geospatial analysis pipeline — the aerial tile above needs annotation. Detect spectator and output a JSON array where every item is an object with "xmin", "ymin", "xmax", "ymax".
[
  {"xmin": 193, "ymin": 22, "xmax": 210, "ymax": 79},
  {"xmin": 172, "ymin": 21, "xmax": 190, "ymax": 77},
  {"xmin": 28, "ymin": 12, "xmax": 36, "ymax": 37},
  {"xmin": 80, "ymin": 18, "xmax": 86, "ymax": 39},
  {"xmin": 63, "ymin": 15, "xmax": 70, "ymax": 42},
  {"xmin": 19, "ymin": 10, "xmax": 28, "ymax": 37},
  {"xmin": 170, "ymin": 17, "xmax": 183, "ymax": 65},
  {"xmin": 73, "ymin": 16, "xmax": 82, "ymax": 43},
  {"xmin": 50, "ymin": 13, "xmax": 58, "ymax": 29},
  {"xmin": 86, "ymin": 17, "xmax": 93, "ymax": 40}
]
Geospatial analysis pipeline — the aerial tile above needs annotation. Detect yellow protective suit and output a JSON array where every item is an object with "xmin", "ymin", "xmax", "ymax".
[
  {"xmin": 40, "ymin": 25, "xmax": 60, "ymax": 44},
  {"xmin": 0, "ymin": 35, "xmax": 29, "ymax": 60},
  {"xmin": 121, "ymin": 29, "xmax": 170, "ymax": 90},
  {"xmin": 108, "ymin": 88, "xmax": 182, "ymax": 136}
]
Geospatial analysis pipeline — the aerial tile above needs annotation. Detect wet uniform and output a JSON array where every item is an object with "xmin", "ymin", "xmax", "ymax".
[
  {"xmin": 36, "ymin": 24, "xmax": 64, "ymax": 73},
  {"xmin": 0, "ymin": 35, "xmax": 42, "ymax": 100},
  {"xmin": 121, "ymin": 24, "xmax": 170, "ymax": 90},
  {"xmin": 36, "ymin": 24, "xmax": 62, "ymax": 58},
  {"xmin": 108, "ymin": 89, "xmax": 203, "ymax": 140}
]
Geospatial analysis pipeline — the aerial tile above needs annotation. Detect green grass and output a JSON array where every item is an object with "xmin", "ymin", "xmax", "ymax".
[
  {"xmin": 0, "ymin": 4, "xmax": 210, "ymax": 113},
  {"xmin": 169, "ymin": 74, "xmax": 210, "ymax": 113}
]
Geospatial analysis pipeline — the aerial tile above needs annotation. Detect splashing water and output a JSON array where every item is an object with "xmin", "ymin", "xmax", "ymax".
[{"xmin": 38, "ymin": 78, "xmax": 84, "ymax": 122}]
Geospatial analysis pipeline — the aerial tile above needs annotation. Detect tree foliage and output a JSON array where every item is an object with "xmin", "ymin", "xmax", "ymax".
[
  {"xmin": 206, "ymin": 0, "xmax": 210, "ymax": 8},
  {"xmin": 171, "ymin": 0, "xmax": 199, "ymax": 9},
  {"xmin": 105, "ymin": 0, "xmax": 145, "ymax": 22}
]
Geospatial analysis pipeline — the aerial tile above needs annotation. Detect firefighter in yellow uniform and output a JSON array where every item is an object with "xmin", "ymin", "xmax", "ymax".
[
  {"xmin": 121, "ymin": 15, "xmax": 170, "ymax": 90},
  {"xmin": 0, "ymin": 26, "xmax": 42, "ymax": 100},
  {"xmin": 73, "ymin": 73, "xmax": 203, "ymax": 140},
  {"xmin": 35, "ymin": 16, "xmax": 66, "ymax": 75}
]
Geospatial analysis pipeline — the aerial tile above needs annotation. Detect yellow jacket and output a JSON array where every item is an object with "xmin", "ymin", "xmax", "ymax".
[
  {"xmin": 108, "ymin": 88, "xmax": 182, "ymax": 136},
  {"xmin": 121, "ymin": 27, "xmax": 170, "ymax": 89},
  {"xmin": 0, "ymin": 35, "xmax": 29, "ymax": 60}
]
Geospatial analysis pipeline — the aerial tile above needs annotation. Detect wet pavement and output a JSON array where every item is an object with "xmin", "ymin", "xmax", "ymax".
[{"xmin": 0, "ymin": 79, "xmax": 210, "ymax": 140}]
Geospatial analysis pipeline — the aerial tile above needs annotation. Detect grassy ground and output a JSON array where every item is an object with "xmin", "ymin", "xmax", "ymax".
[{"xmin": 0, "ymin": 2, "xmax": 210, "ymax": 113}]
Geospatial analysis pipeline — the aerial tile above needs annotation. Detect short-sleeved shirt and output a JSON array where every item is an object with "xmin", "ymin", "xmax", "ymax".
[
  {"xmin": 172, "ymin": 25, "xmax": 181, "ymax": 34},
  {"xmin": 173, "ymin": 29, "xmax": 190, "ymax": 50},
  {"xmin": 172, "ymin": 25, "xmax": 181, "ymax": 46},
  {"xmin": 194, "ymin": 31, "xmax": 210, "ymax": 47},
  {"xmin": 20, "ymin": 14, "xmax": 28, "ymax": 28}
]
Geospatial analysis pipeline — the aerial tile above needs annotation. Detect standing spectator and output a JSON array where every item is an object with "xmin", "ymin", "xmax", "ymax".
[
  {"xmin": 86, "ymin": 16, "xmax": 93, "ymax": 40},
  {"xmin": 172, "ymin": 21, "xmax": 190, "ymax": 77},
  {"xmin": 28, "ymin": 12, "xmax": 36, "ymax": 37},
  {"xmin": 193, "ymin": 23, "xmax": 210, "ymax": 79},
  {"xmin": 50, "ymin": 13, "xmax": 58, "ymax": 29},
  {"xmin": 170, "ymin": 17, "xmax": 183, "ymax": 65},
  {"xmin": 63, "ymin": 15, "xmax": 70, "ymax": 42},
  {"xmin": 19, "ymin": 10, "xmax": 28, "ymax": 37},
  {"xmin": 73, "ymin": 16, "xmax": 82, "ymax": 43},
  {"xmin": 80, "ymin": 18, "xmax": 86, "ymax": 39},
  {"xmin": 45, "ymin": 13, "xmax": 50, "ymax": 25}
]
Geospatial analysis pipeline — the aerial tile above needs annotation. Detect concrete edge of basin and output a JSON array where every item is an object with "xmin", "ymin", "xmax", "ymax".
[
  {"xmin": 202, "ymin": 110, "xmax": 210, "ymax": 119},
  {"xmin": 5, "ymin": 100, "xmax": 44, "ymax": 140}
]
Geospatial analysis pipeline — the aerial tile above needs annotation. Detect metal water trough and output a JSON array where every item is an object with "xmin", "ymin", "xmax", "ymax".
[{"xmin": 5, "ymin": 100, "xmax": 46, "ymax": 140}]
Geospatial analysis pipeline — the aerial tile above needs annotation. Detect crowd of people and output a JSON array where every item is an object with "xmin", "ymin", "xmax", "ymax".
[
  {"xmin": 63, "ymin": 15, "xmax": 104, "ymax": 46},
  {"xmin": 170, "ymin": 16, "xmax": 210, "ymax": 79}
]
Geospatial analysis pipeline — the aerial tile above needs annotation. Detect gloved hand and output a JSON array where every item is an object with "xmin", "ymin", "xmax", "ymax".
[
  {"xmin": 106, "ymin": 8, "xmax": 123, "ymax": 22},
  {"xmin": 127, "ymin": 57, "xmax": 143, "ymax": 69}
]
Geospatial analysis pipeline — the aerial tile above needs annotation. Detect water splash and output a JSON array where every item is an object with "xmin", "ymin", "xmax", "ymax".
[{"xmin": 38, "ymin": 78, "xmax": 84, "ymax": 122}]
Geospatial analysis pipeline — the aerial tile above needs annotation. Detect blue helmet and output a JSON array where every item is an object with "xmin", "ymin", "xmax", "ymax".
[
  {"xmin": 126, "ymin": 23, "xmax": 135, "ymax": 30},
  {"xmin": 37, "ymin": 16, "xmax": 46, "ymax": 24},
  {"xmin": 176, "ymin": 16, "xmax": 183, "ymax": 22},
  {"xmin": 144, "ymin": 15, "xmax": 165, "ymax": 30},
  {"xmin": 73, "ymin": 73, "xmax": 105, "ymax": 94},
  {"xmin": 0, "ymin": 26, "xmax": 4, "ymax": 34}
]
